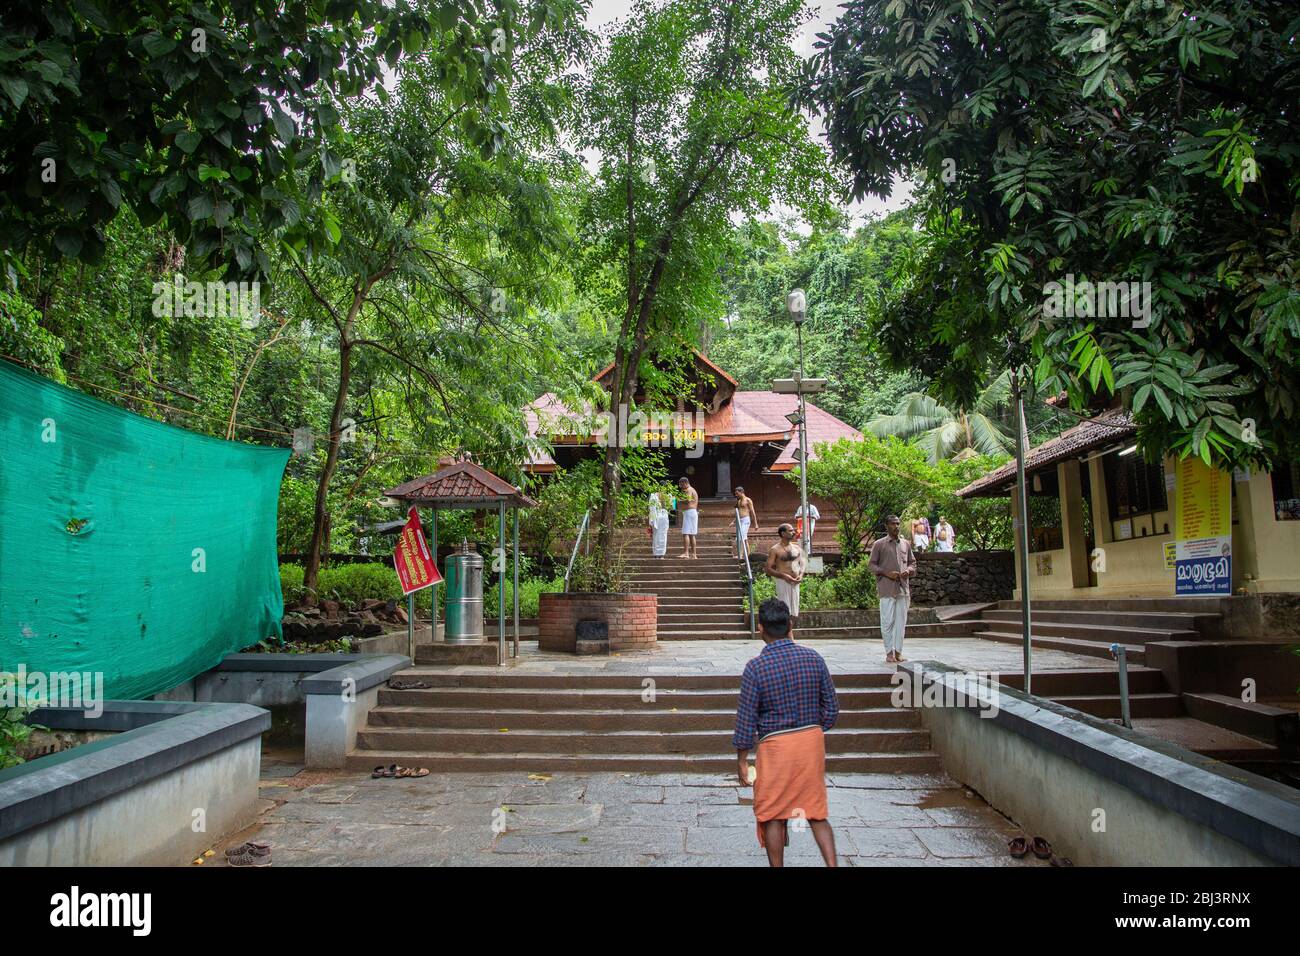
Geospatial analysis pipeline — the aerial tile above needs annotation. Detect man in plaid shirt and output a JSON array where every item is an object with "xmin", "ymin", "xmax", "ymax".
[{"xmin": 733, "ymin": 597, "xmax": 840, "ymax": 866}]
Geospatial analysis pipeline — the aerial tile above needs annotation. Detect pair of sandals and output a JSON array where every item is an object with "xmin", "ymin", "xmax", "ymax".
[
  {"xmin": 371, "ymin": 764, "xmax": 430, "ymax": 778},
  {"xmin": 886, "ymin": 652, "xmax": 907, "ymax": 664},
  {"xmin": 1009, "ymin": 836, "xmax": 1073, "ymax": 866},
  {"xmin": 226, "ymin": 841, "xmax": 271, "ymax": 867}
]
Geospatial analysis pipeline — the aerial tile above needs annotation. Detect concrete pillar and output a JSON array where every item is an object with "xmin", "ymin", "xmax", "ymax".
[{"xmin": 1059, "ymin": 460, "xmax": 1090, "ymax": 590}]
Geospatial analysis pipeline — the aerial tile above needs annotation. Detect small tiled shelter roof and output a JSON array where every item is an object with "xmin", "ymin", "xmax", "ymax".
[
  {"xmin": 386, "ymin": 460, "xmax": 536, "ymax": 508},
  {"xmin": 956, "ymin": 408, "xmax": 1136, "ymax": 498}
]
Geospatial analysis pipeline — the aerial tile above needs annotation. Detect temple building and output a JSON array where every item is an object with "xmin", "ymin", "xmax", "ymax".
[{"xmin": 523, "ymin": 350, "xmax": 862, "ymax": 551}]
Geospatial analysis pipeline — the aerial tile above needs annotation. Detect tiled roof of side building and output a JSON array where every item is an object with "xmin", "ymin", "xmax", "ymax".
[{"xmin": 955, "ymin": 409, "xmax": 1136, "ymax": 498}]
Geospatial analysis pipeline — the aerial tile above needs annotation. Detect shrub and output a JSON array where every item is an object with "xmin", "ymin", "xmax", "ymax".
[
  {"xmin": 484, "ymin": 575, "xmax": 564, "ymax": 619},
  {"xmin": 279, "ymin": 563, "xmax": 305, "ymax": 604},
  {"xmin": 0, "ymin": 705, "xmax": 39, "ymax": 770},
  {"xmin": 829, "ymin": 559, "xmax": 879, "ymax": 609}
]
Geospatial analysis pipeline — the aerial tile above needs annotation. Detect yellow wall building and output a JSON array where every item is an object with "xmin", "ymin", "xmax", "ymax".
[{"xmin": 957, "ymin": 409, "xmax": 1300, "ymax": 600}]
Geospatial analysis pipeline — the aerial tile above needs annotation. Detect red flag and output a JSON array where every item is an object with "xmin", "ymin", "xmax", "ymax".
[{"xmin": 393, "ymin": 507, "xmax": 441, "ymax": 595}]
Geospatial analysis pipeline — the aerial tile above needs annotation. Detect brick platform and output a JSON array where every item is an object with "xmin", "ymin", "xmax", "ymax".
[{"xmin": 538, "ymin": 592, "xmax": 657, "ymax": 652}]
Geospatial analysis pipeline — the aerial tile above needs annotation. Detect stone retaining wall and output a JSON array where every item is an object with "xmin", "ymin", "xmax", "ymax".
[
  {"xmin": 910, "ymin": 550, "xmax": 1014, "ymax": 606},
  {"xmin": 538, "ymin": 592, "xmax": 657, "ymax": 652}
]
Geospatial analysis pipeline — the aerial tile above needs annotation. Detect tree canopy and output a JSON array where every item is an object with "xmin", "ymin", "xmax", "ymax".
[{"xmin": 800, "ymin": 0, "xmax": 1300, "ymax": 469}]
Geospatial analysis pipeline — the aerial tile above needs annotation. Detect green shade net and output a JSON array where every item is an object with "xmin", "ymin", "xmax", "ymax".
[{"xmin": 0, "ymin": 361, "xmax": 289, "ymax": 699}]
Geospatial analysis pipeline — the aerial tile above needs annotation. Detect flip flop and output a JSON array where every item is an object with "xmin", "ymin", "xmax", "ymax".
[
  {"xmin": 1008, "ymin": 837, "xmax": 1029, "ymax": 859},
  {"xmin": 372, "ymin": 764, "xmax": 398, "ymax": 779},
  {"xmin": 1031, "ymin": 836, "xmax": 1053, "ymax": 860},
  {"xmin": 396, "ymin": 767, "xmax": 430, "ymax": 778}
]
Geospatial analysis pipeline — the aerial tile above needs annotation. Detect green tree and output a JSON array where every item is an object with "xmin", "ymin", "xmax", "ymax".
[
  {"xmin": 800, "ymin": 0, "xmax": 1300, "ymax": 469},
  {"xmin": 866, "ymin": 370, "xmax": 1014, "ymax": 463},
  {"xmin": 800, "ymin": 435, "xmax": 929, "ymax": 563},
  {"xmin": 0, "ymin": 0, "xmax": 540, "ymax": 277},
  {"xmin": 576, "ymin": 0, "xmax": 841, "ymax": 560}
]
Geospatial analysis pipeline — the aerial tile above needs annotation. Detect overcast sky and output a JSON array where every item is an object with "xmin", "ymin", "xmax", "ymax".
[{"xmin": 581, "ymin": 0, "xmax": 914, "ymax": 228}]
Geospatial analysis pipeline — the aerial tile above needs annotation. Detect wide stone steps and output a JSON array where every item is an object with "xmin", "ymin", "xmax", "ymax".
[
  {"xmin": 350, "ymin": 671, "xmax": 942, "ymax": 774},
  {"xmin": 366, "ymin": 705, "xmax": 922, "ymax": 731},
  {"xmin": 973, "ymin": 629, "xmax": 1148, "ymax": 664},
  {"xmin": 356, "ymin": 726, "xmax": 931, "ymax": 755},
  {"xmin": 977, "ymin": 616, "xmax": 1198, "ymax": 643},
  {"xmin": 981, "ymin": 608, "xmax": 1217, "ymax": 636},
  {"xmin": 376, "ymin": 686, "xmax": 900, "ymax": 709},
  {"xmin": 346, "ymin": 750, "xmax": 943, "ymax": 774}
]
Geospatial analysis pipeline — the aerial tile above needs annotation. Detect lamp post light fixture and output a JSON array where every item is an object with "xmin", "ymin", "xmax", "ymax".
[{"xmin": 787, "ymin": 289, "xmax": 811, "ymax": 556}]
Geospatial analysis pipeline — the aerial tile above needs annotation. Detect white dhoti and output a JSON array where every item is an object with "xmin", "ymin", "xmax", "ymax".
[
  {"xmin": 737, "ymin": 515, "xmax": 750, "ymax": 543},
  {"xmin": 775, "ymin": 577, "xmax": 800, "ymax": 617},
  {"xmin": 880, "ymin": 594, "xmax": 909, "ymax": 653},
  {"xmin": 651, "ymin": 517, "xmax": 668, "ymax": 556},
  {"xmin": 681, "ymin": 508, "xmax": 699, "ymax": 536}
]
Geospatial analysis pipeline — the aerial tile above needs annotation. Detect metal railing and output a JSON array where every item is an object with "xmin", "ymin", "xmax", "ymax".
[
  {"xmin": 736, "ymin": 506, "xmax": 755, "ymax": 638},
  {"xmin": 563, "ymin": 509, "xmax": 591, "ymax": 592}
]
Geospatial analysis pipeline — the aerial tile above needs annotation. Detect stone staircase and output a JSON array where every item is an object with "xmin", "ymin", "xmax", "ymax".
[
  {"xmin": 971, "ymin": 597, "xmax": 1229, "ymax": 665},
  {"xmin": 348, "ymin": 671, "xmax": 942, "ymax": 774},
  {"xmin": 620, "ymin": 528, "xmax": 753, "ymax": 640}
]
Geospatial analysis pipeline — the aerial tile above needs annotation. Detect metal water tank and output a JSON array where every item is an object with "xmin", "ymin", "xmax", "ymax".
[{"xmin": 444, "ymin": 545, "xmax": 484, "ymax": 644}]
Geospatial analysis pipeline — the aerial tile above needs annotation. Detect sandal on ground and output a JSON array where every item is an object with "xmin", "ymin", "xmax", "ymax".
[
  {"xmin": 396, "ymin": 766, "xmax": 430, "ymax": 778},
  {"xmin": 372, "ymin": 764, "xmax": 398, "ymax": 778},
  {"xmin": 1031, "ymin": 836, "xmax": 1053, "ymax": 860},
  {"xmin": 895, "ymin": 654, "xmax": 907, "ymax": 662},
  {"xmin": 228, "ymin": 848, "xmax": 271, "ymax": 867},
  {"xmin": 389, "ymin": 678, "xmax": 432, "ymax": 690},
  {"xmin": 1008, "ymin": 837, "xmax": 1029, "ymax": 859},
  {"xmin": 225, "ymin": 842, "xmax": 252, "ymax": 859}
]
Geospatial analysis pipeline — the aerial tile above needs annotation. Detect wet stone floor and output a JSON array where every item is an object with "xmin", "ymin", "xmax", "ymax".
[{"xmin": 205, "ymin": 754, "xmax": 1053, "ymax": 868}]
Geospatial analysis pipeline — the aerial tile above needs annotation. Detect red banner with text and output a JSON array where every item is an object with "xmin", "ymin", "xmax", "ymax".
[{"xmin": 393, "ymin": 507, "xmax": 441, "ymax": 595}]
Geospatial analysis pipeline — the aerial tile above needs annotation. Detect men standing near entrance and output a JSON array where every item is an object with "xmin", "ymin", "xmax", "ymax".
[
  {"xmin": 733, "ymin": 597, "xmax": 840, "ymax": 867},
  {"xmin": 868, "ymin": 515, "xmax": 916, "ymax": 664},
  {"xmin": 731, "ymin": 486, "xmax": 758, "ymax": 558},
  {"xmin": 934, "ymin": 516, "xmax": 955, "ymax": 552},
  {"xmin": 764, "ymin": 524, "xmax": 805, "ymax": 630},
  {"xmin": 677, "ymin": 477, "xmax": 700, "ymax": 559}
]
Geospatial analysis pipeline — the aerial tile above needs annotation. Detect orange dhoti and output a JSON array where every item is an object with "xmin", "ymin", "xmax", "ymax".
[{"xmin": 752, "ymin": 725, "xmax": 828, "ymax": 847}]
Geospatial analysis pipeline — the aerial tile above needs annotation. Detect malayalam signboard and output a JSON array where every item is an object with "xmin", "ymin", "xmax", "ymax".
[
  {"xmin": 1174, "ymin": 458, "xmax": 1232, "ymax": 596},
  {"xmin": 393, "ymin": 507, "xmax": 441, "ymax": 595}
]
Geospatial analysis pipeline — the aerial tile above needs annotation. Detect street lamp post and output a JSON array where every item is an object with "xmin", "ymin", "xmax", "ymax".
[{"xmin": 788, "ymin": 289, "xmax": 811, "ymax": 556}]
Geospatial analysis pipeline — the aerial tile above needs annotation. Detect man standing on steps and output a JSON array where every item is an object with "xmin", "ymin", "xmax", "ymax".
[
  {"xmin": 677, "ymin": 476, "xmax": 699, "ymax": 559},
  {"xmin": 731, "ymin": 485, "xmax": 758, "ymax": 558},
  {"xmin": 733, "ymin": 597, "xmax": 840, "ymax": 867},
  {"xmin": 868, "ymin": 515, "xmax": 916, "ymax": 664},
  {"xmin": 765, "ymin": 523, "xmax": 805, "ymax": 631}
]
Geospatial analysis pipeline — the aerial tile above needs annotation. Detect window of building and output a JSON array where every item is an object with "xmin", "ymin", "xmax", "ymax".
[
  {"xmin": 1272, "ymin": 461, "xmax": 1300, "ymax": 521},
  {"xmin": 1104, "ymin": 453, "xmax": 1168, "ymax": 521}
]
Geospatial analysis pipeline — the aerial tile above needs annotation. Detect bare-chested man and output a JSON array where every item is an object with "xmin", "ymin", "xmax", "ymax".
[
  {"xmin": 678, "ymin": 477, "xmax": 700, "ymax": 559},
  {"xmin": 731, "ymin": 485, "xmax": 758, "ymax": 557},
  {"xmin": 764, "ymin": 523, "xmax": 805, "ymax": 629}
]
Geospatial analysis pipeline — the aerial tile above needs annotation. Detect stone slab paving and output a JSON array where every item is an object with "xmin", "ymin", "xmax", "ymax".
[
  {"xmin": 411, "ymin": 637, "xmax": 1104, "ymax": 677},
  {"xmin": 203, "ymin": 756, "xmax": 1055, "ymax": 868}
]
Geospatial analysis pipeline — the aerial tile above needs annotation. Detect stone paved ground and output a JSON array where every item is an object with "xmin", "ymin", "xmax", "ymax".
[
  {"xmin": 199, "ymin": 638, "xmax": 1093, "ymax": 867},
  {"xmin": 205, "ymin": 755, "xmax": 1053, "ymax": 867},
  {"xmin": 426, "ymin": 637, "xmax": 1103, "ymax": 677}
]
